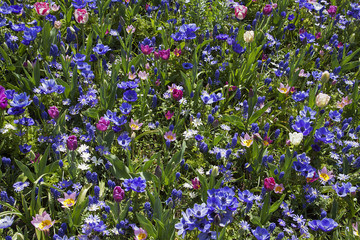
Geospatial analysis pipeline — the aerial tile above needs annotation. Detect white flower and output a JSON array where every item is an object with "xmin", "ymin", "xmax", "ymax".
[
  {"xmin": 189, "ymin": 192, "xmax": 197, "ymax": 199},
  {"xmin": 88, "ymin": 204, "xmax": 100, "ymax": 212},
  {"xmin": 289, "ymin": 132, "xmax": 303, "ymax": 146},
  {"xmin": 77, "ymin": 144, "xmax": 89, "ymax": 153},
  {"xmin": 183, "ymin": 129, "xmax": 198, "ymax": 140},
  {"xmin": 81, "ymin": 152, "xmax": 91, "ymax": 162},
  {"xmin": 192, "ymin": 118, "xmax": 203, "ymax": 127},
  {"xmin": 91, "ymin": 156, "xmax": 103, "ymax": 166},
  {"xmin": 315, "ymin": 93, "xmax": 330, "ymax": 108},
  {"xmin": 78, "ymin": 163, "xmax": 90, "ymax": 170},
  {"xmin": 183, "ymin": 183, "xmax": 192, "ymax": 189},
  {"xmin": 220, "ymin": 124, "xmax": 231, "ymax": 131},
  {"xmin": 243, "ymin": 30, "xmax": 254, "ymax": 43}
]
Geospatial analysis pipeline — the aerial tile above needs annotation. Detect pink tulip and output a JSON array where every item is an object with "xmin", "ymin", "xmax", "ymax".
[{"xmin": 74, "ymin": 9, "xmax": 89, "ymax": 24}]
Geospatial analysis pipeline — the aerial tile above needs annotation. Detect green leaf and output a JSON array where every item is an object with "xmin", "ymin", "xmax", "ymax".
[
  {"xmin": 72, "ymin": 183, "xmax": 92, "ymax": 225},
  {"xmin": 248, "ymin": 100, "xmax": 274, "ymax": 125},
  {"xmin": 269, "ymin": 194, "xmax": 286, "ymax": 213},
  {"xmin": 222, "ymin": 115, "xmax": 245, "ymax": 131},
  {"xmin": 107, "ymin": 154, "xmax": 131, "ymax": 179},
  {"xmin": 136, "ymin": 213, "xmax": 157, "ymax": 237},
  {"xmin": 260, "ymin": 192, "xmax": 270, "ymax": 225},
  {"xmin": 14, "ymin": 160, "xmax": 35, "ymax": 183},
  {"xmin": 37, "ymin": 145, "xmax": 51, "ymax": 177}
]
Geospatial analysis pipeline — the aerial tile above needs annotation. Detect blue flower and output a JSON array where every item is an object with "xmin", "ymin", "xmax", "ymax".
[
  {"xmin": 292, "ymin": 91, "xmax": 308, "ymax": 102},
  {"xmin": 119, "ymin": 102, "xmax": 132, "ymax": 115},
  {"xmin": 19, "ymin": 144, "xmax": 31, "ymax": 154},
  {"xmin": 13, "ymin": 181, "xmax": 30, "ymax": 192},
  {"xmin": 299, "ymin": 106, "xmax": 316, "ymax": 119},
  {"xmin": 10, "ymin": 92, "xmax": 32, "ymax": 108},
  {"xmin": 314, "ymin": 127, "xmax": 334, "ymax": 144},
  {"xmin": 93, "ymin": 44, "xmax": 111, "ymax": 55},
  {"xmin": 123, "ymin": 90, "xmax": 138, "ymax": 102},
  {"xmin": 0, "ymin": 216, "xmax": 14, "ymax": 229},
  {"xmin": 238, "ymin": 190, "xmax": 254, "ymax": 203},
  {"xmin": 292, "ymin": 117, "xmax": 312, "ymax": 136},
  {"xmin": 182, "ymin": 63, "xmax": 193, "ymax": 70},
  {"xmin": 318, "ymin": 218, "xmax": 338, "ymax": 232},
  {"xmin": 252, "ymin": 226, "xmax": 270, "ymax": 240},
  {"xmin": 117, "ymin": 133, "xmax": 131, "ymax": 150},
  {"xmin": 123, "ymin": 177, "xmax": 146, "ymax": 192},
  {"xmin": 329, "ymin": 110, "xmax": 341, "ymax": 122}
]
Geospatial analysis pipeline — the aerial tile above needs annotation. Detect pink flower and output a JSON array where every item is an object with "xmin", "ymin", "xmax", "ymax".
[
  {"xmin": 165, "ymin": 111, "xmax": 174, "ymax": 120},
  {"xmin": 129, "ymin": 119, "xmax": 143, "ymax": 131},
  {"xmin": 34, "ymin": 2, "xmax": 50, "ymax": 16},
  {"xmin": 164, "ymin": 131, "xmax": 176, "ymax": 142},
  {"xmin": 337, "ymin": 96, "xmax": 352, "ymax": 109},
  {"xmin": 138, "ymin": 71, "xmax": 149, "ymax": 80},
  {"xmin": 48, "ymin": 106, "xmax": 59, "ymax": 119},
  {"xmin": 159, "ymin": 49, "xmax": 170, "ymax": 60},
  {"xmin": 172, "ymin": 89, "xmax": 183, "ymax": 101},
  {"xmin": 134, "ymin": 226, "xmax": 147, "ymax": 240},
  {"xmin": 274, "ymin": 184, "xmax": 284, "ymax": 194},
  {"xmin": 31, "ymin": 211, "xmax": 55, "ymax": 231},
  {"xmin": 58, "ymin": 192, "xmax": 76, "ymax": 208},
  {"xmin": 240, "ymin": 133, "xmax": 253, "ymax": 148},
  {"xmin": 113, "ymin": 186, "xmax": 125, "ymax": 202},
  {"xmin": 264, "ymin": 177, "xmax": 276, "ymax": 191},
  {"xmin": 318, "ymin": 167, "xmax": 334, "ymax": 183},
  {"xmin": 277, "ymin": 83, "xmax": 290, "ymax": 94},
  {"xmin": 31, "ymin": 153, "xmax": 40, "ymax": 164},
  {"xmin": 51, "ymin": 3, "xmax": 60, "ymax": 11},
  {"xmin": 140, "ymin": 45, "xmax": 154, "ymax": 55},
  {"xmin": 74, "ymin": 9, "xmax": 89, "ymax": 24},
  {"xmin": 234, "ymin": 5, "xmax": 247, "ymax": 20},
  {"xmin": 96, "ymin": 117, "xmax": 110, "ymax": 132},
  {"xmin": 192, "ymin": 178, "xmax": 201, "ymax": 190}
]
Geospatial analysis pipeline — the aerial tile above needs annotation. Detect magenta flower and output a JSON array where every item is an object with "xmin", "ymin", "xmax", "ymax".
[
  {"xmin": 328, "ymin": 5, "xmax": 337, "ymax": 17},
  {"xmin": 192, "ymin": 177, "xmax": 201, "ymax": 190},
  {"xmin": 234, "ymin": 5, "xmax": 247, "ymax": 20},
  {"xmin": 264, "ymin": 177, "xmax": 276, "ymax": 191},
  {"xmin": 113, "ymin": 186, "xmax": 125, "ymax": 202},
  {"xmin": 140, "ymin": 45, "xmax": 154, "ymax": 55},
  {"xmin": 31, "ymin": 211, "xmax": 55, "ymax": 231},
  {"xmin": 263, "ymin": 4, "xmax": 272, "ymax": 16},
  {"xmin": 67, "ymin": 135, "xmax": 78, "ymax": 151},
  {"xmin": 48, "ymin": 106, "xmax": 59, "ymax": 119},
  {"xmin": 74, "ymin": 9, "xmax": 89, "ymax": 24},
  {"xmin": 172, "ymin": 89, "xmax": 183, "ymax": 101},
  {"xmin": 0, "ymin": 94, "xmax": 7, "ymax": 109},
  {"xmin": 159, "ymin": 49, "xmax": 170, "ymax": 60},
  {"xmin": 96, "ymin": 117, "xmax": 110, "ymax": 132},
  {"xmin": 165, "ymin": 111, "xmax": 174, "ymax": 120}
]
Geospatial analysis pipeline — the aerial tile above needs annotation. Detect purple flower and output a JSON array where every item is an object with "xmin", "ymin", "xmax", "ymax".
[
  {"xmin": 96, "ymin": 117, "xmax": 110, "ymax": 132},
  {"xmin": 263, "ymin": 4, "xmax": 272, "ymax": 16},
  {"xmin": 319, "ymin": 218, "xmax": 338, "ymax": 232},
  {"xmin": 113, "ymin": 186, "xmax": 125, "ymax": 202},
  {"xmin": 67, "ymin": 135, "xmax": 78, "ymax": 151},
  {"xmin": 328, "ymin": 6, "xmax": 337, "ymax": 17},
  {"xmin": 48, "ymin": 106, "xmax": 59, "ymax": 119}
]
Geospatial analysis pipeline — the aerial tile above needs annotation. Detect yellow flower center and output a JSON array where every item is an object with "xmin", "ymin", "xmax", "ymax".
[
  {"xmin": 243, "ymin": 139, "xmax": 253, "ymax": 147},
  {"xmin": 131, "ymin": 124, "xmax": 139, "ymax": 130},
  {"xmin": 320, "ymin": 173, "xmax": 330, "ymax": 182},
  {"xmin": 137, "ymin": 233, "xmax": 146, "ymax": 240},
  {"xmin": 39, "ymin": 220, "xmax": 52, "ymax": 230},
  {"xmin": 63, "ymin": 198, "xmax": 75, "ymax": 207},
  {"xmin": 275, "ymin": 186, "xmax": 283, "ymax": 192},
  {"xmin": 167, "ymin": 135, "xmax": 174, "ymax": 141},
  {"xmin": 280, "ymin": 88, "xmax": 288, "ymax": 93}
]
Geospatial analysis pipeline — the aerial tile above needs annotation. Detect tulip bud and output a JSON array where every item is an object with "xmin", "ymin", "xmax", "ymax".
[
  {"xmin": 54, "ymin": 21, "xmax": 62, "ymax": 29},
  {"xmin": 113, "ymin": 186, "xmax": 125, "ymax": 202},
  {"xmin": 244, "ymin": 30, "xmax": 254, "ymax": 43},
  {"xmin": 316, "ymin": 93, "xmax": 330, "ymax": 108},
  {"xmin": 320, "ymin": 71, "xmax": 330, "ymax": 83}
]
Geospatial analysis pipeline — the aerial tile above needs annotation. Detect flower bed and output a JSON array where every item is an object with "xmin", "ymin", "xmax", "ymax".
[{"xmin": 0, "ymin": 0, "xmax": 360, "ymax": 239}]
